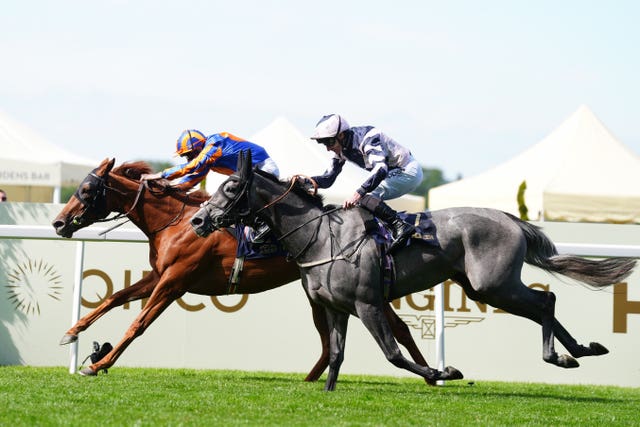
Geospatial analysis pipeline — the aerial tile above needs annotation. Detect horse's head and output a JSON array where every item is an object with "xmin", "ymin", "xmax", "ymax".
[
  {"xmin": 190, "ymin": 151, "xmax": 254, "ymax": 237},
  {"xmin": 52, "ymin": 158, "xmax": 116, "ymax": 238}
]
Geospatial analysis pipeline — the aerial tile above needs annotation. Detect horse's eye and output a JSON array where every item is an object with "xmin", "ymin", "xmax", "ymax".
[
  {"xmin": 79, "ymin": 185, "xmax": 93, "ymax": 200},
  {"xmin": 223, "ymin": 182, "xmax": 237, "ymax": 199}
]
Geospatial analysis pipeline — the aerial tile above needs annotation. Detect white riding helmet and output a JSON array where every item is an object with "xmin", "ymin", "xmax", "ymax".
[{"xmin": 310, "ymin": 114, "xmax": 350, "ymax": 139}]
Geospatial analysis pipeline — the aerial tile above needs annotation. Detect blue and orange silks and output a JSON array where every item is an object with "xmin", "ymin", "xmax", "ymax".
[{"xmin": 161, "ymin": 132, "xmax": 270, "ymax": 187}]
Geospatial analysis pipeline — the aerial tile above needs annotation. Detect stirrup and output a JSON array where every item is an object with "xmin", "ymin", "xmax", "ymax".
[{"xmin": 252, "ymin": 226, "xmax": 270, "ymax": 243}]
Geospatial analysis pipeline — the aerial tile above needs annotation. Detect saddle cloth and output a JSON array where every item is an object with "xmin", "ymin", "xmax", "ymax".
[
  {"xmin": 370, "ymin": 210, "xmax": 440, "ymax": 300},
  {"xmin": 233, "ymin": 225, "xmax": 288, "ymax": 259},
  {"xmin": 227, "ymin": 225, "xmax": 288, "ymax": 294},
  {"xmin": 398, "ymin": 211, "xmax": 440, "ymax": 247}
]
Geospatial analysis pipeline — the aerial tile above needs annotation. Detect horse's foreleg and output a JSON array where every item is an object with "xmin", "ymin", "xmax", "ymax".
[
  {"xmin": 323, "ymin": 309, "xmax": 349, "ymax": 391},
  {"xmin": 80, "ymin": 281, "xmax": 184, "ymax": 376},
  {"xmin": 356, "ymin": 302, "xmax": 463, "ymax": 383},
  {"xmin": 383, "ymin": 303, "xmax": 435, "ymax": 386},
  {"xmin": 304, "ymin": 297, "xmax": 330, "ymax": 382},
  {"xmin": 60, "ymin": 270, "xmax": 160, "ymax": 345}
]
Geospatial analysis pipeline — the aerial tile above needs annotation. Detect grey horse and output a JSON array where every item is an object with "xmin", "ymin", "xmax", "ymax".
[{"xmin": 190, "ymin": 151, "xmax": 636, "ymax": 391}]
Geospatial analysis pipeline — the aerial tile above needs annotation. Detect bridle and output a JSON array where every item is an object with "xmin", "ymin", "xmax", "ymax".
[
  {"xmin": 204, "ymin": 171, "xmax": 339, "ymax": 247},
  {"xmin": 198, "ymin": 173, "xmax": 255, "ymax": 230},
  {"xmin": 204, "ymin": 170, "xmax": 374, "ymax": 266},
  {"xmin": 71, "ymin": 168, "xmax": 146, "ymax": 228},
  {"xmin": 203, "ymin": 172, "xmax": 320, "ymax": 228}
]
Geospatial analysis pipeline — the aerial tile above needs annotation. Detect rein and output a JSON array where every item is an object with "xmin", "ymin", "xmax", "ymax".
[
  {"xmin": 254, "ymin": 174, "xmax": 327, "ymax": 242},
  {"xmin": 252, "ymin": 175, "xmax": 336, "ymax": 258},
  {"xmin": 105, "ymin": 180, "xmax": 147, "ymax": 223},
  {"xmin": 276, "ymin": 206, "xmax": 341, "ymax": 242},
  {"xmin": 149, "ymin": 195, "xmax": 188, "ymax": 234},
  {"xmin": 73, "ymin": 176, "xmax": 146, "ymax": 226},
  {"xmin": 74, "ymin": 173, "xmax": 189, "ymax": 235},
  {"xmin": 255, "ymin": 175, "xmax": 318, "ymax": 215}
]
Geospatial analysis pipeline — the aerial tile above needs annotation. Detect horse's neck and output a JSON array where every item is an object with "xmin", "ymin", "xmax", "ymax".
[
  {"xmin": 110, "ymin": 175, "xmax": 189, "ymax": 237},
  {"xmin": 257, "ymin": 181, "xmax": 331, "ymax": 260}
]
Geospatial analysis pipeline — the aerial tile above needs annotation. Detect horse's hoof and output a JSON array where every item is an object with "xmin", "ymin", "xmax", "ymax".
[
  {"xmin": 60, "ymin": 334, "xmax": 78, "ymax": 345},
  {"xmin": 557, "ymin": 354, "xmax": 579, "ymax": 368},
  {"xmin": 79, "ymin": 367, "xmax": 97, "ymax": 376},
  {"xmin": 323, "ymin": 382, "xmax": 337, "ymax": 392},
  {"xmin": 443, "ymin": 366, "xmax": 464, "ymax": 380},
  {"xmin": 589, "ymin": 342, "xmax": 609, "ymax": 356}
]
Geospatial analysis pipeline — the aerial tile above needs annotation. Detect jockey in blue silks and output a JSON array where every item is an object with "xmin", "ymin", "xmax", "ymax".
[
  {"xmin": 141, "ymin": 129, "xmax": 280, "ymax": 240},
  {"xmin": 141, "ymin": 129, "xmax": 279, "ymax": 188}
]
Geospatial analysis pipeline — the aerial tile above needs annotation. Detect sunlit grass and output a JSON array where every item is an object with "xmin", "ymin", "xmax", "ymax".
[{"xmin": 1, "ymin": 366, "xmax": 638, "ymax": 426}]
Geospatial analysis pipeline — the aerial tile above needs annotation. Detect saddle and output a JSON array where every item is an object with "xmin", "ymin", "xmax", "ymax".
[
  {"xmin": 369, "ymin": 210, "xmax": 440, "ymax": 300},
  {"xmin": 227, "ymin": 225, "xmax": 288, "ymax": 293}
]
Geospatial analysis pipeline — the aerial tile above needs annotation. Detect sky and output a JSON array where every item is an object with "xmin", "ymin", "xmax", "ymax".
[{"xmin": 2, "ymin": 0, "xmax": 639, "ymax": 181}]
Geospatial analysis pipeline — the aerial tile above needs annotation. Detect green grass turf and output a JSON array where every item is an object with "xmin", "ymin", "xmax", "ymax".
[{"xmin": 1, "ymin": 366, "xmax": 638, "ymax": 426}]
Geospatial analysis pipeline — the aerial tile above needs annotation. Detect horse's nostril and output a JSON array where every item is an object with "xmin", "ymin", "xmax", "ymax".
[
  {"xmin": 191, "ymin": 217, "xmax": 202, "ymax": 226},
  {"xmin": 52, "ymin": 220, "xmax": 64, "ymax": 230}
]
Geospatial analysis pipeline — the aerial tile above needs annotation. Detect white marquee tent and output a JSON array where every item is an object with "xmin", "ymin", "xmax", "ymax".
[
  {"xmin": 206, "ymin": 117, "xmax": 425, "ymax": 212},
  {"xmin": 0, "ymin": 110, "xmax": 97, "ymax": 202},
  {"xmin": 428, "ymin": 105, "xmax": 640, "ymax": 223}
]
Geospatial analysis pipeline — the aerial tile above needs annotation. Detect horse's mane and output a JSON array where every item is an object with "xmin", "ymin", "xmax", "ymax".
[
  {"xmin": 254, "ymin": 168, "xmax": 325, "ymax": 208},
  {"xmin": 112, "ymin": 161, "xmax": 210, "ymax": 204},
  {"xmin": 112, "ymin": 161, "xmax": 153, "ymax": 178}
]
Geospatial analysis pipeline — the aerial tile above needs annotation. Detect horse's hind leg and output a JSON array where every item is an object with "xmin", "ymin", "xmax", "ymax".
[
  {"xmin": 483, "ymin": 282, "xmax": 584, "ymax": 368},
  {"xmin": 323, "ymin": 308, "xmax": 350, "ymax": 391},
  {"xmin": 60, "ymin": 270, "xmax": 159, "ymax": 345},
  {"xmin": 530, "ymin": 291, "xmax": 606, "ymax": 366},
  {"xmin": 549, "ymin": 311, "xmax": 609, "ymax": 359},
  {"xmin": 538, "ymin": 291, "xmax": 579, "ymax": 368},
  {"xmin": 355, "ymin": 302, "xmax": 463, "ymax": 383}
]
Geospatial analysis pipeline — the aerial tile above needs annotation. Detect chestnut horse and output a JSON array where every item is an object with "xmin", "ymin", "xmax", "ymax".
[{"xmin": 52, "ymin": 158, "xmax": 430, "ymax": 378}]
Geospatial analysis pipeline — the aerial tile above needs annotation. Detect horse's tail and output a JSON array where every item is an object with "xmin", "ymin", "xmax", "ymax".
[{"xmin": 506, "ymin": 212, "xmax": 636, "ymax": 287}]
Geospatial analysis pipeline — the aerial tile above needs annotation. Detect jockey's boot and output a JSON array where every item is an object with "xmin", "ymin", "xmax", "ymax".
[{"xmin": 359, "ymin": 194, "xmax": 414, "ymax": 252}]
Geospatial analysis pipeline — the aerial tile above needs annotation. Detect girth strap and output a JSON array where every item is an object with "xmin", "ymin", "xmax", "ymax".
[{"xmin": 227, "ymin": 256, "xmax": 245, "ymax": 294}]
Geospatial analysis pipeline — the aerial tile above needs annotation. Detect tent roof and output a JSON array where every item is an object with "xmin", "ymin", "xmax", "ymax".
[
  {"xmin": 428, "ymin": 105, "xmax": 640, "ymax": 223},
  {"xmin": 0, "ymin": 110, "xmax": 97, "ymax": 186},
  {"xmin": 206, "ymin": 117, "xmax": 425, "ymax": 211}
]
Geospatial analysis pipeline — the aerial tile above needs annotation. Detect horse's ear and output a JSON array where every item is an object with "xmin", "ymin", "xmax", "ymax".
[
  {"xmin": 244, "ymin": 150, "xmax": 252, "ymax": 176},
  {"xmin": 237, "ymin": 150, "xmax": 252, "ymax": 181},
  {"xmin": 235, "ymin": 151, "xmax": 244, "ymax": 175},
  {"xmin": 105, "ymin": 158, "xmax": 116, "ymax": 174}
]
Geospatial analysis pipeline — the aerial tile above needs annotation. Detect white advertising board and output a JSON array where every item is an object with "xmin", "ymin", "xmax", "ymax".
[{"xmin": 1, "ymin": 203, "xmax": 639, "ymax": 387}]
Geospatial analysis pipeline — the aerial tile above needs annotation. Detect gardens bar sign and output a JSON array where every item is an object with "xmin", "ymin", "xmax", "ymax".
[{"xmin": 0, "ymin": 160, "xmax": 59, "ymax": 185}]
